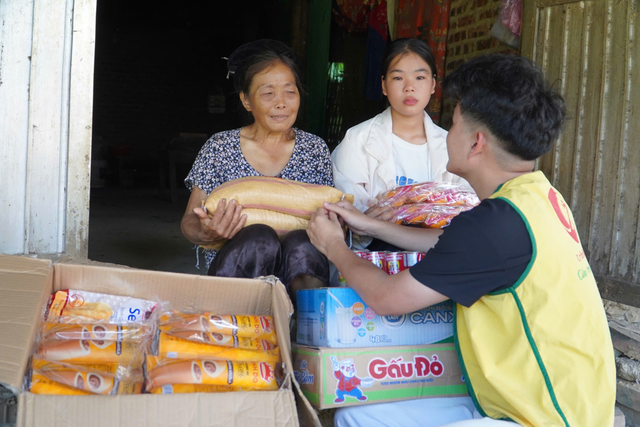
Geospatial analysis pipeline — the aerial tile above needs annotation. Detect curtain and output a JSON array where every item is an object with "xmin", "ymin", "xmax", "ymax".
[{"xmin": 396, "ymin": 0, "xmax": 451, "ymax": 124}]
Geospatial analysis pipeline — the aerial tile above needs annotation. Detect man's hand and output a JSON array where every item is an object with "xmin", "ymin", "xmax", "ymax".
[
  {"xmin": 307, "ymin": 207, "xmax": 347, "ymax": 257},
  {"xmin": 323, "ymin": 201, "xmax": 378, "ymax": 236}
]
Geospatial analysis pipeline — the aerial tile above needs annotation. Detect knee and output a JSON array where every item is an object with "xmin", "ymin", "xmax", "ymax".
[
  {"xmin": 240, "ymin": 224, "xmax": 279, "ymax": 242},
  {"xmin": 281, "ymin": 230, "xmax": 316, "ymax": 255}
]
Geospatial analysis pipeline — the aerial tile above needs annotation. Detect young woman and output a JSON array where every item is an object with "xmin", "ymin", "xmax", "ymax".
[{"xmin": 332, "ymin": 38, "xmax": 464, "ymax": 221}]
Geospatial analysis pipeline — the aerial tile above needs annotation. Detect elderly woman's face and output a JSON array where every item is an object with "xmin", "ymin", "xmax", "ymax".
[{"xmin": 241, "ymin": 60, "xmax": 300, "ymax": 133}]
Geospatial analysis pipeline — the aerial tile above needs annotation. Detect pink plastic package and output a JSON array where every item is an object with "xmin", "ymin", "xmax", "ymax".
[{"xmin": 376, "ymin": 182, "xmax": 480, "ymax": 208}]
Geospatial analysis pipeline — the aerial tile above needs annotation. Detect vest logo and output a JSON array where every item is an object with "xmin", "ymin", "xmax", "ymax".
[{"xmin": 548, "ymin": 188, "xmax": 580, "ymax": 244}]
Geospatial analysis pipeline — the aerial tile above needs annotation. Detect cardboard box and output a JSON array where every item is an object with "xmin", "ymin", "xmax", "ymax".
[
  {"xmin": 0, "ymin": 254, "xmax": 316, "ymax": 427},
  {"xmin": 296, "ymin": 287, "xmax": 453, "ymax": 348},
  {"xmin": 292, "ymin": 343, "xmax": 468, "ymax": 410}
]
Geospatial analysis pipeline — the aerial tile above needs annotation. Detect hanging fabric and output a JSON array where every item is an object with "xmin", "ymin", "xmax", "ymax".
[
  {"xmin": 365, "ymin": 0, "xmax": 389, "ymax": 100},
  {"xmin": 396, "ymin": 0, "xmax": 451, "ymax": 124}
]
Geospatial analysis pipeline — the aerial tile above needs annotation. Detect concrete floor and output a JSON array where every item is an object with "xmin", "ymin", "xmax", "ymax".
[{"xmin": 88, "ymin": 185, "xmax": 204, "ymax": 275}]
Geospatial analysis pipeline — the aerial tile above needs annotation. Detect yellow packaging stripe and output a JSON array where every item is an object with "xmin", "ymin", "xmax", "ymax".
[
  {"xmin": 33, "ymin": 367, "xmax": 116, "ymax": 395},
  {"xmin": 36, "ymin": 338, "xmax": 141, "ymax": 364},
  {"xmin": 31, "ymin": 358, "xmax": 121, "ymax": 376},
  {"xmin": 146, "ymin": 359, "xmax": 278, "ymax": 392},
  {"xmin": 159, "ymin": 313, "xmax": 278, "ymax": 344},
  {"xmin": 149, "ymin": 383, "xmax": 239, "ymax": 394},
  {"xmin": 158, "ymin": 332, "xmax": 280, "ymax": 363},
  {"xmin": 164, "ymin": 330, "xmax": 278, "ymax": 351},
  {"xmin": 30, "ymin": 374, "xmax": 93, "ymax": 395}
]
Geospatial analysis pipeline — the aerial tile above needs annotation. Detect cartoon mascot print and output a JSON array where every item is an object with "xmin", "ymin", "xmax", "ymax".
[{"xmin": 331, "ymin": 356, "xmax": 373, "ymax": 403}]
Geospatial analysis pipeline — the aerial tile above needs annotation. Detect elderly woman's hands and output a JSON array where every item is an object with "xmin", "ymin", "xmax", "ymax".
[
  {"xmin": 193, "ymin": 198, "xmax": 247, "ymax": 243},
  {"xmin": 181, "ymin": 187, "xmax": 247, "ymax": 246}
]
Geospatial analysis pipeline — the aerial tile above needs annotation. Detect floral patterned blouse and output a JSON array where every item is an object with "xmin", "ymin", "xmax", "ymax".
[{"xmin": 184, "ymin": 127, "xmax": 334, "ymax": 268}]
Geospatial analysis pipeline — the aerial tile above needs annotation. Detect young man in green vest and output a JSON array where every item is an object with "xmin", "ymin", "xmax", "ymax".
[{"xmin": 307, "ymin": 54, "xmax": 616, "ymax": 427}]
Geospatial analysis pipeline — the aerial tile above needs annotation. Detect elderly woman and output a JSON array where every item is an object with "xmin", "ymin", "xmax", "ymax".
[{"xmin": 181, "ymin": 40, "xmax": 332, "ymax": 298}]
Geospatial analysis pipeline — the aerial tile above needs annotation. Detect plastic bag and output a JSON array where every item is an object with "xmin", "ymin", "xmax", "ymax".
[
  {"xmin": 376, "ymin": 182, "xmax": 479, "ymax": 207},
  {"xmin": 391, "ymin": 203, "xmax": 475, "ymax": 228},
  {"xmin": 155, "ymin": 331, "xmax": 280, "ymax": 363},
  {"xmin": 40, "ymin": 322, "xmax": 151, "ymax": 342},
  {"xmin": 204, "ymin": 176, "xmax": 354, "ymax": 220},
  {"xmin": 45, "ymin": 289, "xmax": 158, "ymax": 326},
  {"xmin": 27, "ymin": 289, "xmax": 161, "ymax": 395}
]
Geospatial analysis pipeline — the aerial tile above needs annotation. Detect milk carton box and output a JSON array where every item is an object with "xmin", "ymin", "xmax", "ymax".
[
  {"xmin": 296, "ymin": 287, "xmax": 453, "ymax": 348},
  {"xmin": 292, "ymin": 343, "xmax": 468, "ymax": 409}
]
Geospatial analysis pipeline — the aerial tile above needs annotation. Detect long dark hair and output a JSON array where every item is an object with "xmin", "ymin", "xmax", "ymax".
[{"xmin": 381, "ymin": 38, "xmax": 437, "ymax": 81}]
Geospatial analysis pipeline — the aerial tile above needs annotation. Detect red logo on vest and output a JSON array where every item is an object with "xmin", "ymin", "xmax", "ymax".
[{"xmin": 547, "ymin": 188, "xmax": 580, "ymax": 244}]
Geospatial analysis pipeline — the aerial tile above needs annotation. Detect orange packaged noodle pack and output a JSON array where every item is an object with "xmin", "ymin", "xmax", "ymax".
[
  {"xmin": 165, "ymin": 330, "xmax": 277, "ymax": 351},
  {"xmin": 390, "ymin": 203, "xmax": 475, "ymax": 228},
  {"xmin": 159, "ymin": 313, "xmax": 277, "ymax": 344},
  {"xmin": 376, "ymin": 182, "xmax": 480, "ymax": 208},
  {"xmin": 29, "ymin": 359, "xmax": 144, "ymax": 395},
  {"xmin": 146, "ymin": 358, "xmax": 279, "ymax": 392},
  {"xmin": 29, "ymin": 374, "xmax": 92, "ymax": 395},
  {"xmin": 36, "ymin": 337, "xmax": 142, "ymax": 365},
  {"xmin": 156, "ymin": 332, "xmax": 280, "ymax": 363}
]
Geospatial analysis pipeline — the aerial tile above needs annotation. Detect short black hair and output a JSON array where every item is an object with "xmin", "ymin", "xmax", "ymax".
[
  {"xmin": 443, "ymin": 54, "xmax": 566, "ymax": 161},
  {"xmin": 381, "ymin": 38, "xmax": 437, "ymax": 80}
]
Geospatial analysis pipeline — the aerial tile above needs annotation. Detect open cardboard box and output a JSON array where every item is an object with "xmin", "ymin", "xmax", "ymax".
[{"xmin": 0, "ymin": 254, "xmax": 321, "ymax": 427}]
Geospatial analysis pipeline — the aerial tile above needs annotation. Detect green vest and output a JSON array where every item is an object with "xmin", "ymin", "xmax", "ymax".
[{"xmin": 455, "ymin": 171, "xmax": 615, "ymax": 426}]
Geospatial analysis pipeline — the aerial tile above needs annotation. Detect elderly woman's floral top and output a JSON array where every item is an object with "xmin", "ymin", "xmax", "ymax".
[{"xmin": 184, "ymin": 127, "xmax": 334, "ymax": 268}]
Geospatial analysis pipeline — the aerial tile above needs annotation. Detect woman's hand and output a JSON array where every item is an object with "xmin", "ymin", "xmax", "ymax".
[
  {"xmin": 364, "ymin": 204, "xmax": 395, "ymax": 221},
  {"xmin": 194, "ymin": 198, "xmax": 247, "ymax": 243},
  {"xmin": 181, "ymin": 187, "xmax": 247, "ymax": 246}
]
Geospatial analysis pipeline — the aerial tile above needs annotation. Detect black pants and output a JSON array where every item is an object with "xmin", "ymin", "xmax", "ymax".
[{"xmin": 208, "ymin": 224, "xmax": 330, "ymax": 290}]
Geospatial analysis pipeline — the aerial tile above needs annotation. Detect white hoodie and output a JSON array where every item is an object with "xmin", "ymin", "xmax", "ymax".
[{"xmin": 332, "ymin": 107, "xmax": 465, "ymax": 212}]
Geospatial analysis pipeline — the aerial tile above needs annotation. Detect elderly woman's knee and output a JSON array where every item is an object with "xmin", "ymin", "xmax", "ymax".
[
  {"xmin": 238, "ymin": 223, "xmax": 279, "ymax": 242},
  {"xmin": 281, "ymin": 229, "xmax": 317, "ymax": 255}
]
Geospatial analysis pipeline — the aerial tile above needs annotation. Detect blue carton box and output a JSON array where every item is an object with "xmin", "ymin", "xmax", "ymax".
[{"xmin": 296, "ymin": 287, "xmax": 453, "ymax": 348}]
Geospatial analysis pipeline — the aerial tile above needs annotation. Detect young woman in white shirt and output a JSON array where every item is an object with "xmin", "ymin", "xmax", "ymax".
[{"xmin": 332, "ymin": 38, "xmax": 464, "ymax": 250}]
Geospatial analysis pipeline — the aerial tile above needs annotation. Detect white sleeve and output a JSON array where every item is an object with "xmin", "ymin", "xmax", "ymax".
[{"xmin": 332, "ymin": 133, "xmax": 376, "ymax": 212}]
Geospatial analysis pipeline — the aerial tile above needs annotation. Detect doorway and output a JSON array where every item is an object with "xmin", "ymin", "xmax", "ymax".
[{"xmin": 88, "ymin": 0, "xmax": 295, "ymax": 273}]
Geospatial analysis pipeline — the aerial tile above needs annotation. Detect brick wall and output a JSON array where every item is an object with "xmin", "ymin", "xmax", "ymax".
[{"xmin": 440, "ymin": 0, "xmax": 518, "ymax": 128}]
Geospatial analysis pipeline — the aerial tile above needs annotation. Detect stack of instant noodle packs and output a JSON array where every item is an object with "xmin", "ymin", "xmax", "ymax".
[
  {"xmin": 27, "ymin": 289, "xmax": 281, "ymax": 395},
  {"xmin": 30, "ymin": 289, "xmax": 156, "ymax": 395},
  {"xmin": 147, "ymin": 312, "xmax": 280, "ymax": 393},
  {"xmin": 376, "ymin": 181, "xmax": 479, "ymax": 228}
]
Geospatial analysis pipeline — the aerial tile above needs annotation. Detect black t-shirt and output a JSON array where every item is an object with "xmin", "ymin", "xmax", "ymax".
[{"xmin": 409, "ymin": 198, "xmax": 533, "ymax": 307}]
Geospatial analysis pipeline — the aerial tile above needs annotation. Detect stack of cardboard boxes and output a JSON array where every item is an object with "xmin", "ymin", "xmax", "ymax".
[
  {"xmin": 0, "ymin": 254, "xmax": 318, "ymax": 427},
  {"xmin": 292, "ymin": 268, "xmax": 469, "ymax": 412}
]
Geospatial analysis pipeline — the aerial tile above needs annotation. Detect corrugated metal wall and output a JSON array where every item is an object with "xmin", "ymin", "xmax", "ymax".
[{"xmin": 522, "ymin": 0, "xmax": 640, "ymax": 305}]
